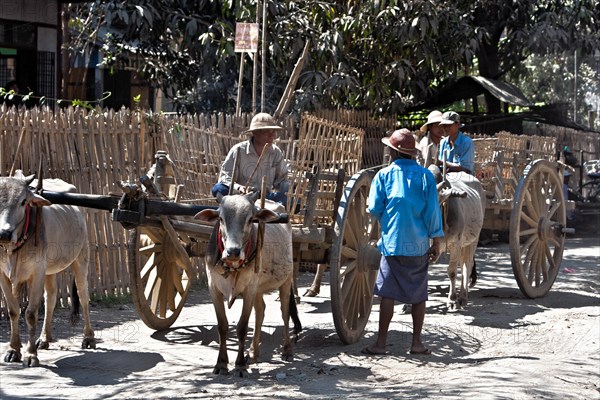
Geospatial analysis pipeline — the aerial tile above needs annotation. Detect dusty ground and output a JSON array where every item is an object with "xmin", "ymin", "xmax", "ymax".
[{"xmin": 0, "ymin": 217, "xmax": 598, "ymax": 399}]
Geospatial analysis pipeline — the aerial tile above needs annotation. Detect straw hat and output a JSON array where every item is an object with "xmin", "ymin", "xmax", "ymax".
[
  {"xmin": 381, "ymin": 128, "xmax": 419, "ymax": 156},
  {"xmin": 246, "ymin": 113, "xmax": 284, "ymax": 133},
  {"xmin": 419, "ymin": 110, "xmax": 443, "ymax": 133}
]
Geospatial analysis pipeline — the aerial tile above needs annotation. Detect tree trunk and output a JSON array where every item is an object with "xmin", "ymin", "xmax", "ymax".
[{"xmin": 477, "ymin": 36, "xmax": 502, "ymax": 114}]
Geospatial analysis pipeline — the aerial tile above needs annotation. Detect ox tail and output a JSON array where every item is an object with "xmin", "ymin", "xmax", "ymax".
[
  {"xmin": 469, "ymin": 257, "xmax": 478, "ymax": 288},
  {"xmin": 289, "ymin": 289, "xmax": 302, "ymax": 337},
  {"xmin": 70, "ymin": 278, "xmax": 81, "ymax": 325}
]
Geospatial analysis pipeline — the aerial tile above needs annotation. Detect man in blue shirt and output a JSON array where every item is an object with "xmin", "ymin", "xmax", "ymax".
[
  {"xmin": 362, "ymin": 128, "xmax": 443, "ymax": 356},
  {"xmin": 437, "ymin": 111, "xmax": 475, "ymax": 175}
]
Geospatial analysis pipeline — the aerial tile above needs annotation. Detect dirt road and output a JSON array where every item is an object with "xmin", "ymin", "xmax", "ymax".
[{"xmin": 1, "ymin": 225, "xmax": 598, "ymax": 399}]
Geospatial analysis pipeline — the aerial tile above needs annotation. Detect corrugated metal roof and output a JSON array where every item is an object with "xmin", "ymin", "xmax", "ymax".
[
  {"xmin": 470, "ymin": 76, "xmax": 532, "ymax": 107},
  {"xmin": 410, "ymin": 75, "xmax": 533, "ymax": 111}
]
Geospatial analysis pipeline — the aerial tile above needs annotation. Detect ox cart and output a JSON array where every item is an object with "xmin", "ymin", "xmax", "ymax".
[
  {"xmin": 36, "ymin": 122, "xmax": 572, "ymax": 345},
  {"xmin": 472, "ymin": 131, "xmax": 573, "ymax": 298},
  {"xmin": 39, "ymin": 114, "xmax": 379, "ymax": 345}
]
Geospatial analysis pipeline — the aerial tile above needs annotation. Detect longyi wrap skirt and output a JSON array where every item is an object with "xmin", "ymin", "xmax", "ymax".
[{"xmin": 373, "ymin": 254, "xmax": 429, "ymax": 304}]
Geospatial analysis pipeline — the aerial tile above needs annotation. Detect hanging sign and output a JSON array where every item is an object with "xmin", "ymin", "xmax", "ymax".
[{"xmin": 234, "ymin": 22, "xmax": 259, "ymax": 53}]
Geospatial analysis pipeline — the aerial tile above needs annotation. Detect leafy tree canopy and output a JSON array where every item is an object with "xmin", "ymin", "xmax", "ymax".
[{"xmin": 66, "ymin": 0, "xmax": 600, "ymax": 118}]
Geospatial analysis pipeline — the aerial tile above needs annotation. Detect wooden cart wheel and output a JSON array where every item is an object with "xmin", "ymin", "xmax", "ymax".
[
  {"xmin": 128, "ymin": 225, "xmax": 192, "ymax": 330},
  {"xmin": 330, "ymin": 170, "xmax": 381, "ymax": 344},
  {"xmin": 509, "ymin": 160, "xmax": 567, "ymax": 298}
]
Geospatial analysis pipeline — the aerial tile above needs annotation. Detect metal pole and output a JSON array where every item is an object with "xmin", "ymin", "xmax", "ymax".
[
  {"xmin": 261, "ymin": 0, "xmax": 267, "ymax": 112},
  {"xmin": 252, "ymin": 0, "xmax": 260, "ymax": 114},
  {"xmin": 236, "ymin": 52, "xmax": 245, "ymax": 117}
]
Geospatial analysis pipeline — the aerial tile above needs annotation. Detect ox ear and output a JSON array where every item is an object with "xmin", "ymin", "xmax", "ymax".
[
  {"xmin": 194, "ymin": 208, "xmax": 220, "ymax": 223},
  {"xmin": 254, "ymin": 208, "xmax": 280, "ymax": 223},
  {"xmin": 30, "ymin": 192, "xmax": 52, "ymax": 207}
]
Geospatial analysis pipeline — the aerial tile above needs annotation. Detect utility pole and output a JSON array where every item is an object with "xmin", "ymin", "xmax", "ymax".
[
  {"xmin": 261, "ymin": 0, "xmax": 267, "ymax": 112},
  {"xmin": 574, "ymin": 50, "xmax": 577, "ymax": 123},
  {"xmin": 252, "ymin": 0, "xmax": 260, "ymax": 114}
]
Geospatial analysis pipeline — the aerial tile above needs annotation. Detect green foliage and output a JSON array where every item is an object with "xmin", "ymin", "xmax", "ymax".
[
  {"xmin": 133, "ymin": 94, "xmax": 142, "ymax": 110},
  {"xmin": 512, "ymin": 52, "xmax": 600, "ymax": 128},
  {"xmin": 65, "ymin": 0, "xmax": 600, "ymax": 117},
  {"xmin": 1, "ymin": 85, "xmax": 113, "ymax": 111}
]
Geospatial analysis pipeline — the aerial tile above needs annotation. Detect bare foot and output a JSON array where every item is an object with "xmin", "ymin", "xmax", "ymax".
[
  {"xmin": 409, "ymin": 346, "xmax": 432, "ymax": 355},
  {"xmin": 361, "ymin": 346, "xmax": 387, "ymax": 355}
]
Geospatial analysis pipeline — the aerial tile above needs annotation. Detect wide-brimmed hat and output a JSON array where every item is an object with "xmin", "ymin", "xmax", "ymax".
[
  {"xmin": 439, "ymin": 111, "xmax": 461, "ymax": 125},
  {"xmin": 381, "ymin": 128, "xmax": 419, "ymax": 156},
  {"xmin": 246, "ymin": 113, "xmax": 284, "ymax": 133},
  {"xmin": 419, "ymin": 110, "xmax": 444, "ymax": 133}
]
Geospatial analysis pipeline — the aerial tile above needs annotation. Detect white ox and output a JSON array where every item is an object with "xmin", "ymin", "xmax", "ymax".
[
  {"xmin": 0, "ymin": 173, "xmax": 95, "ymax": 367},
  {"xmin": 429, "ymin": 167, "xmax": 485, "ymax": 309},
  {"xmin": 195, "ymin": 192, "xmax": 300, "ymax": 377}
]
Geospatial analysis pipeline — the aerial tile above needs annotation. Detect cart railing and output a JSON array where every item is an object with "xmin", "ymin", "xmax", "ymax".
[
  {"xmin": 287, "ymin": 113, "xmax": 365, "ymax": 226},
  {"xmin": 472, "ymin": 131, "xmax": 557, "ymax": 204}
]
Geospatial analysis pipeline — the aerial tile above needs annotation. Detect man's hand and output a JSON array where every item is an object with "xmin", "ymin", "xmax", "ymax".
[
  {"xmin": 428, "ymin": 237, "xmax": 442, "ymax": 263},
  {"xmin": 238, "ymin": 185, "xmax": 257, "ymax": 194}
]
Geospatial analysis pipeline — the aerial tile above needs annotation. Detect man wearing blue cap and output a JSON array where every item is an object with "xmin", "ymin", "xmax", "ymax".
[{"xmin": 436, "ymin": 111, "xmax": 475, "ymax": 175}]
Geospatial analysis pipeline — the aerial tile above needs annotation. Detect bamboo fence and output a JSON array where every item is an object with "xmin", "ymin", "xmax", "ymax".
[
  {"xmin": 0, "ymin": 106, "xmax": 271, "ymax": 311},
  {"xmin": 0, "ymin": 106, "xmax": 340, "ymax": 313},
  {"xmin": 313, "ymin": 109, "xmax": 397, "ymax": 168},
  {"xmin": 0, "ymin": 104, "xmax": 598, "ymax": 315},
  {"xmin": 0, "ymin": 105, "xmax": 153, "ymax": 309}
]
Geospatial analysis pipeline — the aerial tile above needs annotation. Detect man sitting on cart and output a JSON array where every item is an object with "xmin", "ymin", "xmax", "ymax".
[
  {"xmin": 436, "ymin": 111, "xmax": 475, "ymax": 175},
  {"xmin": 417, "ymin": 110, "xmax": 445, "ymax": 168},
  {"xmin": 212, "ymin": 112, "xmax": 290, "ymax": 205}
]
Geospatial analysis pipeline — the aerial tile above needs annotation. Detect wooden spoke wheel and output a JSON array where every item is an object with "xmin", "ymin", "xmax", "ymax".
[
  {"xmin": 330, "ymin": 170, "xmax": 380, "ymax": 344},
  {"xmin": 509, "ymin": 160, "xmax": 567, "ymax": 298},
  {"xmin": 128, "ymin": 225, "xmax": 192, "ymax": 330}
]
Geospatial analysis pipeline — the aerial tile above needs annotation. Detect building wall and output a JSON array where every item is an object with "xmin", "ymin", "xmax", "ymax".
[
  {"xmin": 0, "ymin": 0, "xmax": 58, "ymax": 25},
  {"xmin": 0, "ymin": 0, "xmax": 59, "ymax": 106}
]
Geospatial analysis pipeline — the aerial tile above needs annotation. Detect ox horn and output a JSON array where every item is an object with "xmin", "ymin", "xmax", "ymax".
[{"xmin": 35, "ymin": 160, "xmax": 44, "ymax": 193}]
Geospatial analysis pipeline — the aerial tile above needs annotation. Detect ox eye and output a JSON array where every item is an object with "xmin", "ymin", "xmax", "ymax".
[{"xmin": 20, "ymin": 199, "xmax": 26, "ymax": 206}]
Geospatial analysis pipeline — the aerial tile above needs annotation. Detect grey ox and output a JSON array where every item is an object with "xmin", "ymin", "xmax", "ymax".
[
  {"xmin": 429, "ymin": 167, "xmax": 485, "ymax": 310},
  {"xmin": 195, "ymin": 192, "xmax": 300, "ymax": 377},
  {"xmin": 0, "ymin": 172, "xmax": 95, "ymax": 367}
]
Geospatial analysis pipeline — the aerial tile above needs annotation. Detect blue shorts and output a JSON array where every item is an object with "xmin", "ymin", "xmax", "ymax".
[{"xmin": 374, "ymin": 254, "xmax": 429, "ymax": 304}]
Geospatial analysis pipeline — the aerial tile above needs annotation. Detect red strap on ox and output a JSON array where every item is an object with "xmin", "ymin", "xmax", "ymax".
[{"xmin": 14, "ymin": 204, "xmax": 31, "ymax": 250}]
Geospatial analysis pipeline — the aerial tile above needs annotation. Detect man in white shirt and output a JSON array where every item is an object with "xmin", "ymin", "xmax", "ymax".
[
  {"xmin": 417, "ymin": 110, "xmax": 445, "ymax": 168},
  {"xmin": 212, "ymin": 113, "xmax": 290, "ymax": 204}
]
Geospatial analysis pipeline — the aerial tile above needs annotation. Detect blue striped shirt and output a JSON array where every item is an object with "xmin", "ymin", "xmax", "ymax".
[{"xmin": 368, "ymin": 159, "xmax": 444, "ymax": 257}]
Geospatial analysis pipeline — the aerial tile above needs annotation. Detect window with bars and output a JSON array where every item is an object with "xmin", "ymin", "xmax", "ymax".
[{"xmin": 37, "ymin": 51, "xmax": 55, "ymax": 108}]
